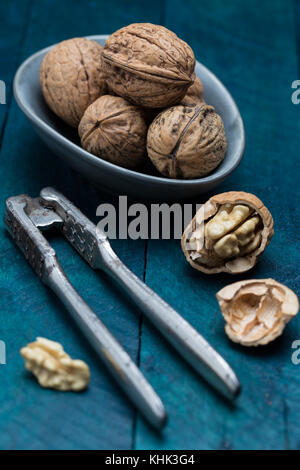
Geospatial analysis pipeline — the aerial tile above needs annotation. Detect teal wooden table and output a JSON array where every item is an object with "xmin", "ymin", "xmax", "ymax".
[{"xmin": 0, "ymin": 0, "xmax": 299, "ymax": 450}]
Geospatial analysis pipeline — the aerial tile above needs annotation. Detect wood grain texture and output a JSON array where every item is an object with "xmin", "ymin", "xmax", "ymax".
[
  {"xmin": 0, "ymin": 0, "xmax": 163, "ymax": 450},
  {"xmin": 135, "ymin": 0, "xmax": 300, "ymax": 450}
]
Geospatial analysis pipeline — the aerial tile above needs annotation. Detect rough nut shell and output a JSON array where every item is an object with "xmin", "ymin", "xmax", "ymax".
[
  {"xmin": 180, "ymin": 77, "xmax": 204, "ymax": 106},
  {"xmin": 40, "ymin": 38, "xmax": 106, "ymax": 127},
  {"xmin": 181, "ymin": 191, "xmax": 274, "ymax": 274},
  {"xmin": 147, "ymin": 104, "xmax": 227, "ymax": 179},
  {"xmin": 78, "ymin": 95, "xmax": 147, "ymax": 169},
  {"xmin": 217, "ymin": 279, "xmax": 299, "ymax": 346},
  {"xmin": 102, "ymin": 23, "xmax": 196, "ymax": 108}
]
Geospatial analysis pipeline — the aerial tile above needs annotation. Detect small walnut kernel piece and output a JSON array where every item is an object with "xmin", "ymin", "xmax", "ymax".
[
  {"xmin": 79, "ymin": 95, "xmax": 147, "ymax": 169},
  {"xmin": 102, "ymin": 23, "xmax": 196, "ymax": 108},
  {"xmin": 20, "ymin": 337, "xmax": 90, "ymax": 391},
  {"xmin": 147, "ymin": 104, "xmax": 227, "ymax": 179},
  {"xmin": 181, "ymin": 191, "xmax": 274, "ymax": 274},
  {"xmin": 216, "ymin": 279, "xmax": 299, "ymax": 346}
]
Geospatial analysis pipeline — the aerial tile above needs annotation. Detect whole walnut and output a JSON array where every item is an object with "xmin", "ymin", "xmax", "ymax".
[
  {"xmin": 40, "ymin": 38, "xmax": 106, "ymax": 127},
  {"xmin": 102, "ymin": 23, "xmax": 196, "ymax": 108},
  {"xmin": 78, "ymin": 95, "xmax": 147, "ymax": 169},
  {"xmin": 180, "ymin": 77, "xmax": 204, "ymax": 106},
  {"xmin": 147, "ymin": 104, "xmax": 227, "ymax": 178}
]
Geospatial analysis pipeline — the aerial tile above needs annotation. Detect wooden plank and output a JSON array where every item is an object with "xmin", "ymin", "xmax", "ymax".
[
  {"xmin": 0, "ymin": 0, "xmax": 32, "ymax": 145},
  {"xmin": 0, "ymin": 0, "xmax": 162, "ymax": 450},
  {"xmin": 135, "ymin": 0, "xmax": 300, "ymax": 450}
]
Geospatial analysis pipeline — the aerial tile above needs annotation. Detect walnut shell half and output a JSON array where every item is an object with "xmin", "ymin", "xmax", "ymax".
[
  {"xmin": 102, "ymin": 23, "xmax": 196, "ymax": 108},
  {"xmin": 147, "ymin": 104, "xmax": 226, "ymax": 179},
  {"xmin": 217, "ymin": 279, "xmax": 299, "ymax": 346},
  {"xmin": 78, "ymin": 95, "xmax": 147, "ymax": 169},
  {"xmin": 40, "ymin": 38, "xmax": 106, "ymax": 127},
  {"xmin": 182, "ymin": 191, "xmax": 274, "ymax": 274}
]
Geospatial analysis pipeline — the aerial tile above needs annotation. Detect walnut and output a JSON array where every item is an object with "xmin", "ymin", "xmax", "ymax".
[
  {"xmin": 20, "ymin": 337, "xmax": 90, "ymax": 391},
  {"xmin": 147, "ymin": 104, "xmax": 226, "ymax": 178},
  {"xmin": 40, "ymin": 38, "xmax": 107, "ymax": 127},
  {"xmin": 144, "ymin": 77, "xmax": 204, "ymax": 126},
  {"xmin": 217, "ymin": 279, "xmax": 299, "ymax": 346},
  {"xmin": 182, "ymin": 191, "xmax": 274, "ymax": 274},
  {"xmin": 180, "ymin": 77, "xmax": 204, "ymax": 106},
  {"xmin": 102, "ymin": 23, "xmax": 196, "ymax": 108},
  {"xmin": 78, "ymin": 95, "xmax": 147, "ymax": 169}
]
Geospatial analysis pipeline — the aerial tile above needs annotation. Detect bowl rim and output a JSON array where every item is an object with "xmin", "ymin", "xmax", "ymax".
[{"xmin": 13, "ymin": 34, "xmax": 245, "ymax": 187}]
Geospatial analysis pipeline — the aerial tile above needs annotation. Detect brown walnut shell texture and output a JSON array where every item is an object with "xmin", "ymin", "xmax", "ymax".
[
  {"xmin": 217, "ymin": 279, "xmax": 299, "ymax": 346},
  {"xmin": 78, "ymin": 95, "xmax": 147, "ymax": 169},
  {"xmin": 181, "ymin": 191, "xmax": 274, "ymax": 274},
  {"xmin": 180, "ymin": 77, "xmax": 204, "ymax": 106},
  {"xmin": 144, "ymin": 77, "xmax": 204, "ymax": 125},
  {"xmin": 147, "ymin": 104, "xmax": 227, "ymax": 179},
  {"xmin": 102, "ymin": 23, "xmax": 196, "ymax": 108},
  {"xmin": 40, "ymin": 38, "xmax": 107, "ymax": 127}
]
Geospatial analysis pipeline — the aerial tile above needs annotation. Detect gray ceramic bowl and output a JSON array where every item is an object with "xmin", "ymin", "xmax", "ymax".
[{"xmin": 13, "ymin": 35, "xmax": 245, "ymax": 201}]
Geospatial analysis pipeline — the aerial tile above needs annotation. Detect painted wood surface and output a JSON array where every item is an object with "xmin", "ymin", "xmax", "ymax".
[{"xmin": 0, "ymin": 0, "xmax": 299, "ymax": 450}]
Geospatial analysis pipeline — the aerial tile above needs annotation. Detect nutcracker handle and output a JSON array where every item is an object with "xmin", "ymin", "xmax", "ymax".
[{"xmin": 47, "ymin": 263, "xmax": 167, "ymax": 429}]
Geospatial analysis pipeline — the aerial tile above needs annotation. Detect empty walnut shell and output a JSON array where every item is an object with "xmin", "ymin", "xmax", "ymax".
[
  {"xmin": 40, "ymin": 38, "xmax": 106, "ymax": 127},
  {"xmin": 182, "ymin": 191, "xmax": 274, "ymax": 274},
  {"xmin": 217, "ymin": 279, "xmax": 299, "ymax": 346},
  {"xmin": 147, "ymin": 104, "xmax": 227, "ymax": 179},
  {"xmin": 102, "ymin": 23, "xmax": 196, "ymax": 108},
  {"xmin": 78, "ymin": 95, "xmax": 147, "ymax": 169},
  {"xmin": 180, "ymin": 77, "xmax": 204, "ymax": 106}
]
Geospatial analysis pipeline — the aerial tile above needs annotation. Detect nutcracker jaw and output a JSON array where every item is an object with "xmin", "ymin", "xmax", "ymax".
[
  {"xmin": 39, "ymin": 186, "xmax": 109, "ymax": 270},
  {"xmin": 4, "ymin": 194, "xmax": 63, "ymax": 282}
]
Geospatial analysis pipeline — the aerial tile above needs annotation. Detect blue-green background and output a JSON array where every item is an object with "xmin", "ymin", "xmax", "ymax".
[{"xmin": 0, "ymin": 0, "xmax": 299, "ymax": 450}]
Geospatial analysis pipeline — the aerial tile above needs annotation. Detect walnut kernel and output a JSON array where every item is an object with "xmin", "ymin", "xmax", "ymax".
[{"xmin": 20, "ymin": 337, "xmax": 90, "ymax": 391}]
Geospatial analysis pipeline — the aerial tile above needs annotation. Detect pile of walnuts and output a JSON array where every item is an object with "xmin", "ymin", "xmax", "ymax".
[{"xmin": 40, "ymin": 23, "xmax": 227, "ymax": 179}]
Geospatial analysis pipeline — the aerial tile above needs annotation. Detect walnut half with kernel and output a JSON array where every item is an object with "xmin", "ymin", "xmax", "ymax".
[
  {"xmin": 20, "ymin": 337, "xmax": 90, "ymax": 391},
  {"xmin": 181, "ymin": 191, "xmax": 274, "ymax": 274},
  {"xmin": 217, "ymin": 279, "xmax": 299, "ymax": 346}
]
